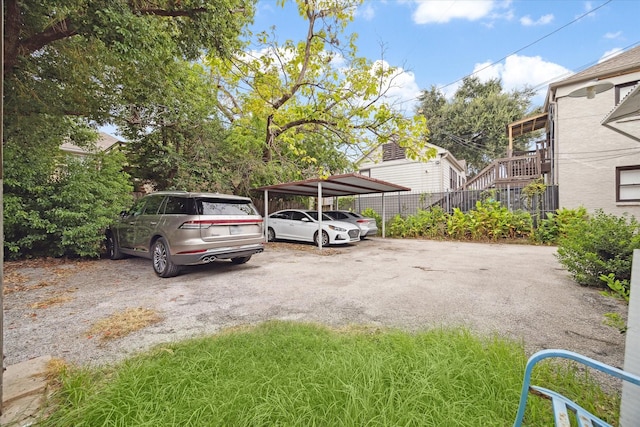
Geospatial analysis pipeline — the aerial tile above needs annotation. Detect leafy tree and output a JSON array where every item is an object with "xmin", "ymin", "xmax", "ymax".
[
  {"xmin": 3, "ymin": 0, "xmax": 254, "ymax": 257},
  {"xmin": 208, "ymin": 0, "xmax": 432, "ymax": 189},
  {"xmin": 417, "ymin": 77, "xmax": 536, "ymax": 175}
]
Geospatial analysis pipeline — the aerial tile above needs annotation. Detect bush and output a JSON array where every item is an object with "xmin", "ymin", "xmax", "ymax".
[
  {"xmin": 556, "ymin": 210, "xmax": 640, "ymax": 287},
  {"xmin": 445, "ymin": 200, "xmax": 532, "ymax": 241},
  {"xmin": 386, "ymin": 207, "xmax": 446, "ymax": 238},
  {"xmin": 4, "ymin": 148, "xmax": 133, "ymax": 259},
  {"xmin": 533, "ymin": 207, "xmax": 588, "ymax": 244}
]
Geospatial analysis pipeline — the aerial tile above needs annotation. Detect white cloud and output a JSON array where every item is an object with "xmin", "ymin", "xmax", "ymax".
[
  {"xmin": 412, "ymin": 0, "xmax": 496, "ymax": 24},
  {"xmin": 604, "ymin": 31, "xmax": 622, "ymax": 40},
  {"xmin": 598, "ymin": 48, "xmax": 623, "ymax": 63},
  {"xmin": 471, "ymin": 55, "xmax": 572, "ymax": 105},
  {"xmin": 520, "ymin": 13, "xmax": 553, "ymax": 26},
  {"xmin": 577, "ymin": 1, "xmax": 597, "ymax": 19},
  {"xmin": 372, "ymin": 60, "xmax": 422, "ymax": 113},
  {"xmin": 356, "ymin": 3, "xmax": 375, "ymax": 20}
]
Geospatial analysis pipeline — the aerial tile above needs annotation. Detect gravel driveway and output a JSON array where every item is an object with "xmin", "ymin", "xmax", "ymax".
[{"xmin": 4, "ymin": 238, "xmax": 627, "ymax": 370}]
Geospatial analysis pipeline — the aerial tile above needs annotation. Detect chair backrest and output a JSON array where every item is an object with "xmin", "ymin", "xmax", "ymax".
[{"xmin": 513, "ymin": 349, "xmax": 640, "ymax": 427}]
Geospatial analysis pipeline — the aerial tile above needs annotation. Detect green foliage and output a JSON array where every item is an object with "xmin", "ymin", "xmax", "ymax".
[
  {"xmin": 4, "ymin": 129, "xmax": 133, "ymax": 259},
  {"xmin": 556, "ymin": 210, "xmax": 640, "ymax": 287},
  {"xmin": 443, "ymin": 200, "xmax": 532, "ymax": 241},
  {"xmin": 603, "ymin": 312, "xmax": 627, "ymax": 333},
  {"xmin": 521, "ymin": 177, "xmax": 546, "ymax": 227},
  {"xmin": 336, "ymin": 196, "xmax": 355, "ymax": 210},
  {"xmin": 389, "ymin": 207, "xmax": 445, "ymax": 238},
  {"xmin": 465, "ymin": 199, "xmax": 532, "ymax": 240},
  {"xmin": 209, "ymin": 0, "xmax": 432, "ymax": 191},
  {"xmin": 600, "ymin": 273, "xmax": 630, "ymax": 303},
  {"xmin": 418, "ymin": 77, "xmax": 536, "ymax": 175},
  {"xmin": 361, "ymin": 208, "xmax": 381, "ymax": 230},
  {"xmin": 5, "ymin": 0, "xmax": 254, "ymax": 196},
  {"xmin": 37, "ymin": 322, "xmax": 620, "ymax": 426},
  {"xmin": 532, "ymin": 207, "xmax": 589, "ymax": 244},
  {"xmin": 383, "ymin": 201, "xmax": 532, "ymax": 241}
]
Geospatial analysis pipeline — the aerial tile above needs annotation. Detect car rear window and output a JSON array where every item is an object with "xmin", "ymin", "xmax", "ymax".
[
  {"xmin": 197, "ymin": 198, "xmax": 258, "ymax": 216},
  {"xmin": 164, "ymin": 197, "xmax": 195, "ymax": 215}
]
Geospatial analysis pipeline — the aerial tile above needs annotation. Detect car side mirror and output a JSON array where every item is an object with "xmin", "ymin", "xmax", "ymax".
[{"xmin": 301, "ymin": 217, "xmax": 310, "ymax": 222}]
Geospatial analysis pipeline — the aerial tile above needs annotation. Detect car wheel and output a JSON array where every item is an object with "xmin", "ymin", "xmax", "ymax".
[
  {"xmin": 105, "ymin": 231, "xmax": 124, "ymax": 260},
  {"xmin": 230, "ymin": 256, "xmax": 251, "ymax": 265},
  {"xmin": 152, "ymin": 238, "xmax": 180, "ymax": 278},
  {"xmin": 267, "ymin": 227, "xmax": 276, "ymax": 242},
  {"xmin": 314, "ymin": 230, "xmax": 330, "ymax": 247}
]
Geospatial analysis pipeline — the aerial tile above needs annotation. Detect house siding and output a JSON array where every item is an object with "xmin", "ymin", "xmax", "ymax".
[
  {"xmin": 555, "ymin": 71, "xmax": 640, "ymax": 217},
  {"xmin": 358, "ymin": 150, "xmax": 464, "ymax": 195}
]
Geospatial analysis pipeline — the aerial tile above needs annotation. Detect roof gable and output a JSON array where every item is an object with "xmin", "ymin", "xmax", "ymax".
[{"xmin": 554, "ymin": 45, "xmax": 640, "ymax": 88}]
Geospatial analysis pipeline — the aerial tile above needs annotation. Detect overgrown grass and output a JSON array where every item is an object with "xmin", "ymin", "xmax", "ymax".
[{"xmin": 39, "ymin": 322, "xmax": 620, "ymax": 426}]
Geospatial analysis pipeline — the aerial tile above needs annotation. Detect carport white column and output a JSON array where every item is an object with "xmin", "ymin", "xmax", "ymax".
[
  {"xmin": 317, "ymin": 182, "xmax": 323, "ymax": 249},
  {"xmin": 381, "ymin": 193, "xmax": 385, "ymax": 238},
  {"xmin": 263, "ymin": 190, "xmax": 269, "ymax": 241}
]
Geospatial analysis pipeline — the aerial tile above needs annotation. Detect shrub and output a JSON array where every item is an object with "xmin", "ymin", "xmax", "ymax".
[
  {"xmin": 4, "ymin": 149, "xmax": 133, "ymax": 259},
  {"xmin": 533, "ymin": 207, "xmax": 588, "ymax": 244},
  {"xmin": 387, "ymin": 214, "xmax": 407, "ymax": 238},
  {"xmin": 556, "ymin": 210, "xmax": 640, "ymax": 287},
  {"xmin": 446, "ymin": 200, "xmax": 532, "ymax": 241}
]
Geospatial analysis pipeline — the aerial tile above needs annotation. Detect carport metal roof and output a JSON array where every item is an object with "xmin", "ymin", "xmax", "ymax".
[
  {"xmin": 255, "ymin": 173, "xmax": 410, "ymax": 197},
  {"xmin": 255, "ymin": 173, "xmax": 410, "ymax": 247}
]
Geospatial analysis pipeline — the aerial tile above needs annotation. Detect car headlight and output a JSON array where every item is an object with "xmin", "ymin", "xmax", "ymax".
[{"xmin": 328, "ymin": 225, "xmax": 347, "ymax": 232}]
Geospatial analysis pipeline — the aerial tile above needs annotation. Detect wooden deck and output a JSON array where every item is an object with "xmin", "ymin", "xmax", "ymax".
[{"xmin": 463, "ymin": 147, "xmax": 549, "ymax": 191}]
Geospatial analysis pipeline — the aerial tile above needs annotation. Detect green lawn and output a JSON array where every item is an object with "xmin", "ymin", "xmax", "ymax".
[{"xmin": 40, "ymin": 322, "xmax": 620, "ymax": 426}]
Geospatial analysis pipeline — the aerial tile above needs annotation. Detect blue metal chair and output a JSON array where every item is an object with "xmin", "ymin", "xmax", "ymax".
[{"xmin": 513, "ymin": 349, "xmax": 640, "ymax": 427}]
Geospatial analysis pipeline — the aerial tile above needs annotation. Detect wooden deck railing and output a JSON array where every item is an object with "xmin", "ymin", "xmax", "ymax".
[{"xmin": 463, "ymin": 151, "xmax": 542, "ymax": 191}]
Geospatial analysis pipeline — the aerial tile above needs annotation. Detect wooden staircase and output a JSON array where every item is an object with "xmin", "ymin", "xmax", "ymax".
[{"xmin": 430, "ymin": 142, "xmax": 551, "ymax": 212}]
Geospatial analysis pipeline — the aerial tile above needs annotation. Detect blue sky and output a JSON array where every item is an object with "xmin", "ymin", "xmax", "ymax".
[{"xmin": 251, "ymin": 0, "xmax": 639, "ymax": 109}]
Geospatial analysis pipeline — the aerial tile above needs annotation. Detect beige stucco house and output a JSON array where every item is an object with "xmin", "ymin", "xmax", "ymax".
[{"xmin": 545, "ymin": 45, "xmax": 640, "ymax": 216}]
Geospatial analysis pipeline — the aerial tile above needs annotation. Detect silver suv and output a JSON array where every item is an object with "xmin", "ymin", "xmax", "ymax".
[{"xmin": 105, "ymin": 191, "xmax": 264, "ymax": 277}]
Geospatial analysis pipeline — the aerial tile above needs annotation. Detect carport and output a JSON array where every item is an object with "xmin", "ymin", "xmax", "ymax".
[{"xmin": 255, "ymin": 173, "xmax": 410, "ymax": 249}]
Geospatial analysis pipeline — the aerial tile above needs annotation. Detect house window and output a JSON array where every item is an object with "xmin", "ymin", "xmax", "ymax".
[
  {"xmin": 382, "ymin": 142, "xmax": 406, "ymax": 161},
  {"xmin": 615, "ymin": 81, "xmax": 639, "ymax": 104},
  {"xmin": 616, "ymin": 166, "xmax": 640, "ymax": 202},
  {"xmin": 449, "ymin": 167, "xmax": 458, "ymax": 190}
]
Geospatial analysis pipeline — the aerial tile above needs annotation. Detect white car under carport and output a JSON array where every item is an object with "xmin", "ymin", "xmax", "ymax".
[{"xmin": 267, "ymin": 209, "xmax": 360, "ymax": 246}]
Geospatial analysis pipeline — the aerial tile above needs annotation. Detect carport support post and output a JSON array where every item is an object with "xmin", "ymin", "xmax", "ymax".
[
  {"xmin": 317, "ymin": 182, "xmax": 323, "ymax": 249},
  {"xmin": 263, "ymin": 190, "xmax": 269, "ymax": 242},
  {"xmin": 381, "ymin": 193, "xmax": 386, "ymax": 238},
  {"xmin": 621, "ymin": 249, "xmax": 640, "ymax": 425}
]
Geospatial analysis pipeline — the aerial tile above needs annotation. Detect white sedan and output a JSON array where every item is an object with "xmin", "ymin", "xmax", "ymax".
[{"xmin": 266, "ymin": 209, "xmax": 360, "ymax": 245}]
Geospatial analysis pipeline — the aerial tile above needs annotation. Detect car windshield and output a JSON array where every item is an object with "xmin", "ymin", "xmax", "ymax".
[{"xmin": 306, "ymin": 211, "xmax": 334, "ymax": 221}]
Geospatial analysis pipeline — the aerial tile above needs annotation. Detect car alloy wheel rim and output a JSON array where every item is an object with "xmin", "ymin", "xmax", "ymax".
[{"xmin": 153, "ymin": 243, "xmax": 167, "ymax": 273}]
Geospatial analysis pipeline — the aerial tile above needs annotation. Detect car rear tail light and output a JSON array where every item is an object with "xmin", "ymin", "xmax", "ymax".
[{"xmin": 357, "ymin": 219, "xmax": 368, "ymax": 223}]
